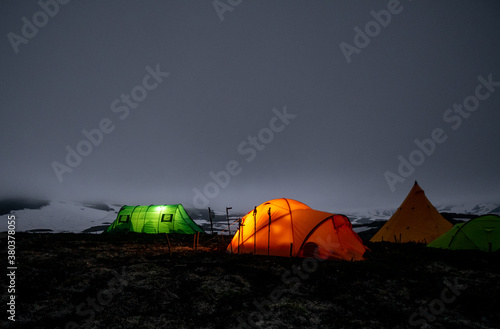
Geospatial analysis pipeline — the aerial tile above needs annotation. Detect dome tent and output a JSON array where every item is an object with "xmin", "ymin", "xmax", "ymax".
[
  {"xmin": 105, "ymin": 204, "xmax": 204, "ymax": 234},
  {"xmin": 427, "ymin": 214, "xmax": 500, "ymax": 252},
  {"xmin": 227, "ymin": 198, "xmax": 368, "ymax": 260},
  {"xmin": 370, "ymin": 181, "xmax": 452, "ymax": 243}
]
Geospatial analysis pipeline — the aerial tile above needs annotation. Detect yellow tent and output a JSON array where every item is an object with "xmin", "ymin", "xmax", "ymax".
[{"xmin": 370, "ymin": 181, "xmax": 452, "ymax": 243}]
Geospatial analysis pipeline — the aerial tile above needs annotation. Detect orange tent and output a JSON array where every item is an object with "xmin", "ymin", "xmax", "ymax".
[
  {"xmin": 370, "ymin": 181, "xmax": 453, "ymax": 243},
  {"xmin": 227, "ymin": 198, "xmax": 368, "ymax": 260}
]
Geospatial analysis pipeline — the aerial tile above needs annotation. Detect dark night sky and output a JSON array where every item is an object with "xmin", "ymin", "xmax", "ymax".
[{"xmin": 1, "ymin": 0, "xmax": 499, "ymax": 213}]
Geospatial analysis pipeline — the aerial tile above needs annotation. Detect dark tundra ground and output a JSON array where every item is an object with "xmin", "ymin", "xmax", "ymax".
[{"xmin": 2, "ymin": 232, "xmax": 500, "ymax": 329}]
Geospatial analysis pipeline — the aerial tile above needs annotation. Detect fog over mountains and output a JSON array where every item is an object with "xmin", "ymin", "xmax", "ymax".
[{"xmin": 1, "ymin": 197, "xmax": 498, "ymax": 234}]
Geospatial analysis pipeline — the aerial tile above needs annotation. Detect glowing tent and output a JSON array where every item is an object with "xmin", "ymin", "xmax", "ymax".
[
  {"xmin": 105, "ymin": 204, "xmax": 204, "ymax": 234},
  {"xmin": 370, "ymin": 181, "xmax": 452, "ymax": 243},
  {"xmin": 427, "ymin": 214, "xmax": 500, "ymax": 252},
  {"xmin": 227, "ymin": 198, "xmax": 368, "ymax": 260}
]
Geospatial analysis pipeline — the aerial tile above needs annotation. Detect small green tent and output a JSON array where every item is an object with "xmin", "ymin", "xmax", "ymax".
[
  {"xmin": 427, "ymin": 214, "xmax": 500, "ymax": 252},
  {"xmin": 105, "ymin": 204, "xmax": 205, "ymax": 234}
]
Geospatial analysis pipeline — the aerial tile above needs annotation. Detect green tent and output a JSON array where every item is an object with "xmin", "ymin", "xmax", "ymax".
[
  {"xmin": 427, "ymin": 214, "xmax": 500, "ymax": 252},
  {"xmin": 105, "ymin": 204, "xmax": 205, "ymax": 234}
]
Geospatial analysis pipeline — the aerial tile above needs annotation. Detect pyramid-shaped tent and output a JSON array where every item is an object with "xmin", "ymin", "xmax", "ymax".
[
  {"xmin": 427, "ymin": 214, "xmax": 500, "ymax": 252},
  {"xmin": 227, "ymin": 198, "xmax": 368, "ymax": 260},
  {"xmin": 370, "ymin": 182, "xmax": 452, "ymax": 243},
  {"xmin": 105, "ymin": 204, "xmax": 204, "ymax": 234}
]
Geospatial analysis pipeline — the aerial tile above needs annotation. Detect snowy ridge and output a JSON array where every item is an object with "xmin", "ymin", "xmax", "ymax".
[
  {"xmin": 0, "ymin": 200, "xmax": 243, "ymax": 234},
  {"xmin": 1, "ymin": 199, "xmax": 498, "ymax": 233},
  {"xmin": 1, "ymin": 201, "xmax": 119, "ymax": 233},
  {"xmin": 435, "ymin": 202, "xmax": 500, "ymax": 216},
  {"xmin": 346, "ymin": 209, "xmax": 394, "ymax": 225},
  {"xmin": 345, "ymin": 201, "xmax": 500, "ymax": 225}
]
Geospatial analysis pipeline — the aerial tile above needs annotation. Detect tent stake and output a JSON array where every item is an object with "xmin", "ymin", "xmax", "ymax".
[
  {"xmin": 193, "ymin": 232, "xmax": 199, "ymax": 251},
  {"xmin": 165, "ymin": 234, "xmax": 172, "ymax": 256}
]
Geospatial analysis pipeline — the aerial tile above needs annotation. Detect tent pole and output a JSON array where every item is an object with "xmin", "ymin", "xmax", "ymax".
[
  {"xmin": 268, "ymin": 207, "xmax": 271, "ymax": 256},
  {"xmin": 253, "ymin": 206, "xmax": 257, "ymax": 255},
  {"xmin": 158, "ymin": 206, "xmax": 162, "ymax": 233}
]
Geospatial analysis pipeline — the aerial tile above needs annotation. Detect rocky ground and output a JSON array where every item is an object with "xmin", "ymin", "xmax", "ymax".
[{"xmin": 2, "ymin": 232, "xmax": 500, "ymax": 329}]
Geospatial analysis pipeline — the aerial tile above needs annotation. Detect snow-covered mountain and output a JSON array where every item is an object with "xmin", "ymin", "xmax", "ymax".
[
  {"xmin": 435, "ymin": 202, "xmax": 500, "ymax": 216},
  {"xmin": 0, "ymin": 200, "xmax": 120, "ymax": 233},
  {"xmin": 1, "ymin": 198, "xmax": 498, "ymax": 234},
  {"xmin": 344, "ymin": 209, "xmax": 395, "ymax": 225},
  {"xmin": 0, "ymin": 199, "xmax": 244, "ymax": 234},
  {"xmin": 345, "ymin": 201, "xmax": 500, "ymax": 225}
]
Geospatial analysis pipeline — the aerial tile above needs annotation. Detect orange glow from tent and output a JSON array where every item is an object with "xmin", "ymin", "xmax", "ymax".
[{"xmin": 228, "ymin": 198, "xmax": 368, "ymax": 260}]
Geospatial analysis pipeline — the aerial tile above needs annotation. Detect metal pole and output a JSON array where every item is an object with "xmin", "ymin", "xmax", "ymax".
[
  {"xmin": 238, "ymin": 217, "xmax": 242, "ymax": 253},
  {"xmin": 208, "ymin": 207, "xmax": 213, "ymax": 235},
  {"xmin": 226, "ymin": 207, "xmax": 232, "ymax": 235},
  {"xmin": 226, "ymin": 207, "xmax": 232, "ymax": 253}
]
